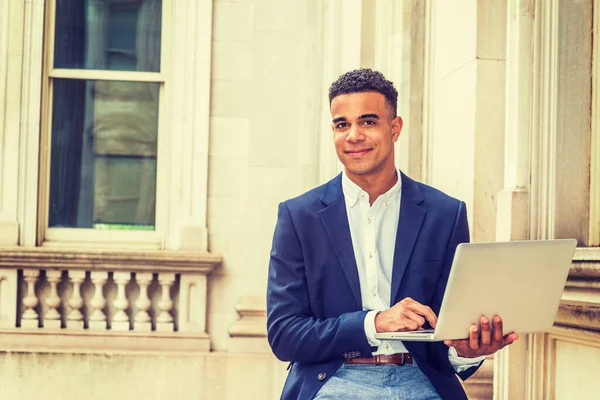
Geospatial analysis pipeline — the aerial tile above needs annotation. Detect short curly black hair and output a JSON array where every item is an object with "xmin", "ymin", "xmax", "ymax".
[{"xmin": 328, "ymin": 69, "xmax": 398, "ymax": 117}]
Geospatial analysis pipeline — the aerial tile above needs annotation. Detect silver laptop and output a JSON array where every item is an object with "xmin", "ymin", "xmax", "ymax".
[{"xmin": 374, "ymin": 239, "xmax": 577, "ymax": 342}]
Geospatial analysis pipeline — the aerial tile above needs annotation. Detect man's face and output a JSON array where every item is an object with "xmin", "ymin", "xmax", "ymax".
[{"xmin": 331, "ymin": 91, "xmax": 402, "ymax": 181}]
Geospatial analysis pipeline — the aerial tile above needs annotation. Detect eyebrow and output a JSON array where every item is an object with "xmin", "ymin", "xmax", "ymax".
[
  {"xmin": 359, "ymin": 113, "xmax": 380, "ymax": 120},
  {"xmin": 332, "ymin": 114, "xmax": 380, "ymax": 124}
]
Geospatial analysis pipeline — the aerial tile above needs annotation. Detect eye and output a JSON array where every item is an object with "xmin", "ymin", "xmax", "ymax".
[
  {"xmin": 362, "ymin": 120, "xmax": 376, "ymax": 126},
  {"xmin": 335, "ymin": 122, "xmax": 349, "ymax": 130}
]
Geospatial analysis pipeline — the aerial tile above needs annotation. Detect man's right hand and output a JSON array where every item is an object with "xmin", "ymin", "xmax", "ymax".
[{"xmin": 374, "ymin": 297, "xmax": 438, "ymax": 333}]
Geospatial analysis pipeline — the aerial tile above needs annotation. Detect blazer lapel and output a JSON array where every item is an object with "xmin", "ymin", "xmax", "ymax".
[
  {"xmin": 319, "ymin": 174, "xmax": 362, "ymax": 308},
  {"xmin": 390, "ymin": 173, "xmax": 426, "ymax": 303}
]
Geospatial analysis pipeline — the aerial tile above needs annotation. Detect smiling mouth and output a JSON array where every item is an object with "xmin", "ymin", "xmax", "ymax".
[{"xmin": 345, "ymin": 149, "xmax": 372, "ymax": 157}]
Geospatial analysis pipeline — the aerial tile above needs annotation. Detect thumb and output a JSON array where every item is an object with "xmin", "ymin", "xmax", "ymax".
[{"xmin": 444, "ymin": 340, "xmax": 454, "ymax": 347}]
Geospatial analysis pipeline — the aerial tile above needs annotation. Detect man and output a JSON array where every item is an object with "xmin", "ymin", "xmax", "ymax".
[{"xmin": 267, "ymin": 69, "xmax": 518, "ymax": 399}]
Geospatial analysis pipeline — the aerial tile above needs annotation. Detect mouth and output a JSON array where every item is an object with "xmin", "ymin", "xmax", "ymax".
[{"xmin": 345, "ymin": 148, "xmax": 372, "ymax": 158}]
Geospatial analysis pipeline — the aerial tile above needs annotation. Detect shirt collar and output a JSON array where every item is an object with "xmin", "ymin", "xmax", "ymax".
[{"xmin": 341, "ymin": 169, "xmax": 402, "ymax": 208}]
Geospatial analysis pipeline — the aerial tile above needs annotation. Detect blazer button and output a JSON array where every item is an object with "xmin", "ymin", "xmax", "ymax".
[{"xmin": 317, "ymin": 372, "xmax": 327, "ymax": 381}]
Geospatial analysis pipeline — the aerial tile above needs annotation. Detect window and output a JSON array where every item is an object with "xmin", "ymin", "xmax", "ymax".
[{"xmin": 40, "ymin": 0, "xmax": 166, "ymax": 246}]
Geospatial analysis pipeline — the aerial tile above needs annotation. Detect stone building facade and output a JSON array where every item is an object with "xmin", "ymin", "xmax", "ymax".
[{"xmin": 0, "ymin": 0, "xmax": 598, "ymax": 399}]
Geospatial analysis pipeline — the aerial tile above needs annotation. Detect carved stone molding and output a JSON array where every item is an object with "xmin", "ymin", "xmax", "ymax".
[
  {"xmin": 166, "ymin": 0, "xmax": 213, "ymax": 251},
  {"xmin": 557, "ymin": 248, "xmax": 600, "ymax": 331},
  {"xmin": 556, "ymin": 304, "xmax": 600, "ymax": 331},
  {"xmin": 228, "ymin": 296, "xmax": 270, "ymax": 354},
  {"xmin": 0, "ymin": 329, "xmax": 211, "ymax": 354},
  {"xmin": 0, "ymin": 247, "xmax": 222, "ymax": 273},
  {"xmin": 229, "ymin": 296, "xmax": 267, "ymax": 338}
]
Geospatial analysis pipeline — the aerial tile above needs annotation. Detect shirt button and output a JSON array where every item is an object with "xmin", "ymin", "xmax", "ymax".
[
  {"xmin": 369, "ymin": 253, "xmax": 373, "ymax": 259},
  {"xmin": 318, "ymin": 372, "xmax": 327, "ymax": 381},
  {"xmin": 367, "ymin": 218, "xmax": 372, "ymax": 224}
]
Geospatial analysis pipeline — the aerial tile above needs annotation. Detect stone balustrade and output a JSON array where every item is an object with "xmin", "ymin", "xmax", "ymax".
[
  {"xmin": 0, "ymin": 248, "xmax": 221, "ymax": 354},
  {"xmin": 19, "ymin": 269, "xmax": 180, "ymax": 332}
]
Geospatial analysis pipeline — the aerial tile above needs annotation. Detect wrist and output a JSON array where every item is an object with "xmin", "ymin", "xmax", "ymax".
[
  {"xmin": 374, "ymin": 311, "xmax": 383, "ymax": 333},
  {"xmin": 448, "ymin": 345, "xmax": 469, "ymax": 358}
]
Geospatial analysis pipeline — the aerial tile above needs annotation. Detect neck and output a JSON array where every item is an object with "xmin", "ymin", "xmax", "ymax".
[{"xmin": 346, "ymin": 167, "xmax": 398, "ymax": 205}]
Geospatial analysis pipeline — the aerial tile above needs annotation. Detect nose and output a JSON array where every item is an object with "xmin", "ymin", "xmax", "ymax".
[{"xmin": 346, "ymin": 125, "xmax": 364, "ymax": 142}]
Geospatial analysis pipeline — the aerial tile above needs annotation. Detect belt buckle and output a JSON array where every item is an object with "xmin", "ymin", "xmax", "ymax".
[
  {"xmin": 375, "ymin": 355, "xmax": 381, "ymax": 366},
  {"xmin": 399, "ymin": 353, "xmax": 405, "ymax": 365}
]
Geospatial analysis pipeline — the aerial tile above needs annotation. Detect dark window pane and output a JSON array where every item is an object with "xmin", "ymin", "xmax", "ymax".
[
  {"xmin": 49, "ymin": 79, "xmax": 159, "ymax": 229},
  {"xmin": 54, "ymin": 0, "xmax": 162, "ymax": 72}
]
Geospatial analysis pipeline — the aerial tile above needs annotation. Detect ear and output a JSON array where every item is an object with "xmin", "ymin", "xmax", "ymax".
[{"xmin": 391, "ymin": 116, "xmax": 403, "ymax": 142}]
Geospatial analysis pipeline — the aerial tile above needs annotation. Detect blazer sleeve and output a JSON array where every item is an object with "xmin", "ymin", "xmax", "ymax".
[
  {"xmin": 431, "ymin": 201, "xmax": 484, "ymax": 380},
  {"xmin": 266, "ymin": 202, "xmax": 373, "ymax": 364}
]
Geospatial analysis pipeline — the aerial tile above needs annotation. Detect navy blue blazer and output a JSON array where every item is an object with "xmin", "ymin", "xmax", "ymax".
[{"xmin": 267, "ymin": 172, "xmax": 481, "ymax": 400}]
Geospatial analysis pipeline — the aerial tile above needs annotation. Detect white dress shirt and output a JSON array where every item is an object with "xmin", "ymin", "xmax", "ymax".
[{"xmin": 342, "ymin": 170, "xmax": 485, "ymax": 372}]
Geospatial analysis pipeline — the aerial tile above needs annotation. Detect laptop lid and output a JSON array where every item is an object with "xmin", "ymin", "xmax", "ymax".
[{"xmin": 432, "ymin": 239, "xmax": 577, "ymax": 341}]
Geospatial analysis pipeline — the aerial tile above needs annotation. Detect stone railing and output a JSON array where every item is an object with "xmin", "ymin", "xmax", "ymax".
[{"xmin": 0, "ymin": 248, "xmax": 221, "ymax": 353}]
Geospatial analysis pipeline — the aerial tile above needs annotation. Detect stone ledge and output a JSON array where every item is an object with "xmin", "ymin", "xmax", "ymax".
[
  {"xmin": 573, "ymin": 247, "xmax": 600, "ymax": 262},
  {"xmin": 570, "ymin": 248, "xmax": 600, "ymax": 282},
  {"xmin": 229, "ymin": 296, "xmax": 267, "ymax": 338},
  {"xmin": 0, "ymin": 247, "xmax": 222, "ymax": 273},
  {"xmin": 550, "ymin": 324, "xmax": 600, "ymax": 342},
  {"xmin": 0, "ymin": 329, "xmax": 211, "ymax": 355},
  {"xmin": 556, "ymin": 303, "xmax": 600, "ymax": 332},
  {"xmin": 229, "ymin": 296, "xmax": 270, "ymax": 354}
]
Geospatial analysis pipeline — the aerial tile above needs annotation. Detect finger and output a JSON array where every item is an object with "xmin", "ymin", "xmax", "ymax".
[
  {"xmin": 400, "ymin": 310, "xmax": 425, "ymax": 330},
  {"xmin": 408, "ymin": 303, "xmax": 438, "ymax": 328},
  {"xmin": 480, "ymin": 316, "xmax": 491, "ymax": 345},
  {"xmin": 493, "ymin": 316, "xmax": 504, "ymax": 342},
  {"xmin": 502, "ymin": 333, "xmax": 519, "ymax": 346},
  {"xmin": 469, "ymin": 324, "xmax": 479, "ymax": 350},
  {"xmin": 404, "ymin": 310, "xmax": 426, "ymax": 327},
  {"xmin": 445, "ymin": 339, "xmax": 469, "ymax": 348}
]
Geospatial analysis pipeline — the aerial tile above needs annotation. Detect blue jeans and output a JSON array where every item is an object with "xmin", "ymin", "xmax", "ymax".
[{"xmin": 313, "ymin": 363, "xmax": 442, "ymax": 400}]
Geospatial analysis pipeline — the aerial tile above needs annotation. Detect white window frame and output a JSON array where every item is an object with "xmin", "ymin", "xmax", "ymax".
[
  {"xmin": 38, "ymin": 0, "xmax": 169, "ymax": 248},
  {"xmin": 29, "ymin": 0, "xmax": 213, "ymax": 251}
]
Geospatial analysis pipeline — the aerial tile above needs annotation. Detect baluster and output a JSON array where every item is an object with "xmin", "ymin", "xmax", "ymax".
[
  {"xmin": 21, "ymin": 269, "xmax": 40, "ymax": 328},
  {"xmin": 134, "ymin": 272, "xmax": 153, "ymax": 332},
  {"xmin": 89, "ymin": 271, "xmax": 108, "ymax": 330},
  {"xmin": 67, "ymin": 270, "xmax": 86, "ymax": 330},
  {"xmin": 44, "ymin": 270, "xmax": 63, "ymax": 329},
  {"xmin": 156, "ymin": 273, "xmax": 175, "ymax": 331},
  {"xmin": 112, "ymin": 271, "xmax": 131, "ymax": 331}
]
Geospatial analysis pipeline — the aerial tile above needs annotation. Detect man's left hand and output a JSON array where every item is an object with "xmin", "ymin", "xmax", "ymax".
[{"xmin": 444, "ymin": 315, "xmax": 519, "ymax": 358}]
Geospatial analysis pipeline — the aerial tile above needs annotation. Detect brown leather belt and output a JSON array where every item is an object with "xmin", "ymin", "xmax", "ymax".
[{"xmin": 344, "ymin": 353, "xmax": 413, "ymax": 366}]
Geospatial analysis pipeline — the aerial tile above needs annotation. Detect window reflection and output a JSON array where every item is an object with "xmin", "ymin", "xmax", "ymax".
[
  {"xmin": 54, "ymin": 0, "xmax": 162, "ymax": 72},
  {"xmin": 49, "ymin": 79, "xmax": 159, "ymax": 229}
]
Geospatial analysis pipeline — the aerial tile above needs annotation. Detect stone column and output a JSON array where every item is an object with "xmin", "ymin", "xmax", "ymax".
[{"xmin": 493, "ymin": 0, "xmax": 536, "ymax": 398}]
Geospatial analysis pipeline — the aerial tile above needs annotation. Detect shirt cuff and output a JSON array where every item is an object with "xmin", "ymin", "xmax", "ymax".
[
  {"xmin": 448, "ymin": 346, "xmax": 486, "ymax": 373},
  {"xmin": 363, "ymin": 311, "xmax": 382, "ymax": 347}
]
